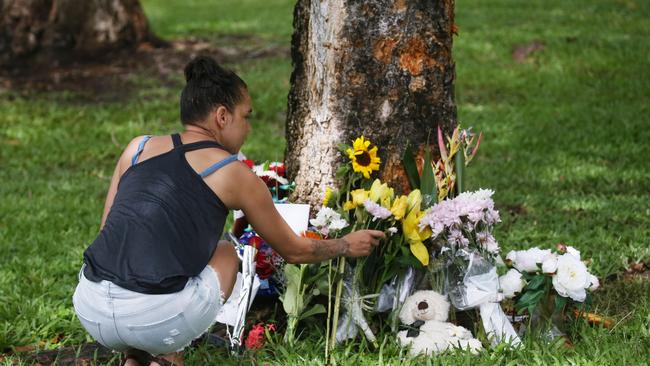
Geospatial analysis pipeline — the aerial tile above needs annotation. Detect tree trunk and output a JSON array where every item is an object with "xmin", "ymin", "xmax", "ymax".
[
  {"xmin": 286, "ymin": 0, "xmax": 457, "ymax": 208},
  {"xmin": 0, "ymin": 0, "xmax": 160, "ymax": 66}
]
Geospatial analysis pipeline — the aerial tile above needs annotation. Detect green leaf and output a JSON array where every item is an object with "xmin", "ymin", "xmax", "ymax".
[
  {"xmin": 420, "ymin": 146, "xmax": 436, "ymax": 198},
  {"xmin": 299, "ymin": 304, "xmax": 326, "ymax": 320},
  {"xmin": 515, "ymin": 289, "xmax": 545, "ymax": 313},
  {"xmin": 455, "ymin": 149, "xmax": 465, "ymax": 194},
  {"xmin": 555, "ymin": 294, "xmax": 568, "ymax": 313},
  {"xmin": 526, "ymin": 275, "xmax": 546, "ymax": 291},
  {"xmin": 402, "ymin": 144, "xmax": 421, "ymax": 189},
  {"xmin": 519, "ymin": 289, "xmax": 545, "ymax": 305},
  {"xmin": 336, "ymin": 164, "xmax": 350, "ymax": 179},
  {"xmin": 281, "ymin": 264, "xmax": 303, "ymax": 315}
]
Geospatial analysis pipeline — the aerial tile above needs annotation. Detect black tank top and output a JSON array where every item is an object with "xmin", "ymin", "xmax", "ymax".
[{"xmin": 83, "ymin": 134, "xmax": 235, "ymax": 294}]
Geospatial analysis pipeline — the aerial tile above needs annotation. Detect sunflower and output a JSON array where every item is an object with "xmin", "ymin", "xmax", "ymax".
[{"xmin": 346, "ymin": 136, "xmax": 381, "ymax": 179}]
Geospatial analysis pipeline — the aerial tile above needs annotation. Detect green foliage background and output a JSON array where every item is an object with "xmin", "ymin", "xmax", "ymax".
[{"xmin": 1, "ymin": 0, "xmax": 649, "ymax": 364}]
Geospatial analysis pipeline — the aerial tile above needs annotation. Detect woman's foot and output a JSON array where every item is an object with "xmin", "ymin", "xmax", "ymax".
[
  {"xmin": 150, "ymin": 352, "xmax": 183, "ymax": 366},
  {"xmin": 121, "ymin": 348, "xmax": 151, "ymax": 366}
]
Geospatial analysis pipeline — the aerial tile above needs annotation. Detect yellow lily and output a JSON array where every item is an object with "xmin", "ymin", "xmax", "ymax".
[
  {"xmin": 406, "ymin": 189, "xmax": 422, "ymax": 214},
  {"xmin": 390, "ymin": 195, "xmax": 408, "ymax": 220},
  {"xmin": 402, "ymin": 213, "xmax": 422, "ymax": 243},
  {"xmin": 381, "ymin": 191, "xmax": 393, "ymax": 210},
  {"xmin": 343, "ymin": 201, "xmax": 356, "ymax": 211},
  {"xmin": 368, "ymin": 179, "xmax": 382, "ymax": 202},
  {"xmin": 402, "ymin": 209, "xmax": 432, "ymax": 266},
  {"xmin": 410, "ymin": 241, "xmax": 429, "ymax": 266},
  {"xmin": 351, "ymin": 189, "xmax": 369, "ymax": 206}
]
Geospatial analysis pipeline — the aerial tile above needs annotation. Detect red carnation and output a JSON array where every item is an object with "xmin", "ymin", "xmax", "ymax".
[
  {"xmin": 243, "ymin": 159, "xmax": 255, "ymax": 169},
  {"xmin": 244, "ymin": 323, "xmax": 276, "ymax": 350},
  {"xmin": 255, "ymin": 250, "xmax": 275, "ymax": 280},
  {"xmin": 269, "ymin": 162, "xmax": 286, "ymax": 177},
  {"xmin": 248, "ymin": 236, "xmax": 265, "ymax": 250}
]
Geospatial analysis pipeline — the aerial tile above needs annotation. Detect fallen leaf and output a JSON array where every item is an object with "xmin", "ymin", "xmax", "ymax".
[{"xmin": 13, "ymin": 344, "xmax": 36, "ymax": 353}]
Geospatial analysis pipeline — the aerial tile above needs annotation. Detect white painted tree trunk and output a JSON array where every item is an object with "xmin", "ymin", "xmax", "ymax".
[{"xmin": 286, "ymin": 0, "xmax": 457, "ymax": 208}]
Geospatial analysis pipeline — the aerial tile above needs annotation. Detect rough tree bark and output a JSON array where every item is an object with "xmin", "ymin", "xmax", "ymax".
[
  {"xmin": 286, "ymin": 0, "xmax": 457, "ymax": 208},
  {"xmin": 0, "ymin": 0, "xmax": 160, "ymax": 66}
]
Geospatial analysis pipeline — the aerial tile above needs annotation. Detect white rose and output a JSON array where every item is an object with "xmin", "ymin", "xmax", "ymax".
[
  {"xmin": 499, "ymin": 269, "xmax": 525, "ymax": 299},
  {"xmin": 552, "ymin": 254, "xmax": 591, "ymax": 302},
  {"xmin": 541, "ymin": 253, "xmax": 558, "ymax": 273},
  {"xmin": 566, "ymin": 246, "xmax": 581, "ymax": 260},
  {"xmin": 506, "ymin": 250, "xmax": 517, "ymax": 263},
  {"xmin": 588, "ymin": 274, "xmax": 600, "ymax": 291},
  {"xmin": 510, "ymin": 248, "xmax": 551, "ymax": 273}
]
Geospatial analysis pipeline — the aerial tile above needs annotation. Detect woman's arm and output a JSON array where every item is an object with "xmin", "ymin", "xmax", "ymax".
[{"xmin": 225, "ymin": 163, "xmax": 384, "ymax": 263}]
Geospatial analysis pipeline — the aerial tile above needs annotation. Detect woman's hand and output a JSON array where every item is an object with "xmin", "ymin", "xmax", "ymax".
[{"xmin": 341, "ymin": 230, "xmax": 385, "ymax": 257}]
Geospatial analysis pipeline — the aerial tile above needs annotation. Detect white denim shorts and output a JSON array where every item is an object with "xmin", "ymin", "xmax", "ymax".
[{"xmin": 72, "ymin": 265, "xmax": 223, "ymax": 356}]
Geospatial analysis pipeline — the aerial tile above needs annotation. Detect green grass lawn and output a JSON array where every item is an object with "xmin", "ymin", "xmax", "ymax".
[{"xmin": 1, "ymin": 0, "xmax": 649, "ymax": 364}]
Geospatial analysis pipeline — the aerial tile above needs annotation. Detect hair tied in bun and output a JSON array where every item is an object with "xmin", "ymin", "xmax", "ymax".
[{"xmin": 184, "ymin": 55, "xmax": 220, "ymax": 82}]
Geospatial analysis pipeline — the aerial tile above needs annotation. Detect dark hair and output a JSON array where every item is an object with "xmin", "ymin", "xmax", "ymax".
[{"xmin": 180, "ymin": 56, "xmax": 247, "ymax": 125}]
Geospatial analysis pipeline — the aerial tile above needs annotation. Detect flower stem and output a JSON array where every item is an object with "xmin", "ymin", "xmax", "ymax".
[
  {"xmin": 330, "ymin": 256, "xmax": 347, "ymax": 348},
  {"xmin": 325, "ymin": 259, "xmax": 332, "ymax": 363}
]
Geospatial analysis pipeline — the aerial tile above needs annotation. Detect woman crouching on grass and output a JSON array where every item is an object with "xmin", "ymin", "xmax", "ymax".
[{"xmin": 72, "ymin": 55, "xmax": 384, "ymax": 366}]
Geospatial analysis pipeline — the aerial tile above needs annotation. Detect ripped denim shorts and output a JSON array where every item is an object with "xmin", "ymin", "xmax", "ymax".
[{"xmin": 72, "ymin": 265, "xmax": 223, "ymax": 356}]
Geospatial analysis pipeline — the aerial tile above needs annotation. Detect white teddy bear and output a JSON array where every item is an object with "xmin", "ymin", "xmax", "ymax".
[{"xmin": 397, "ymin": 290, "xmax": 483, "ymax": 356}]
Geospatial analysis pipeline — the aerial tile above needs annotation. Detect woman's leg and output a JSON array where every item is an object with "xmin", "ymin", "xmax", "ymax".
[
  {"xmin": 207, "ymin": 239, "xmax": 239, "ymax": 301},
  {"xmin": 152, "ymin": 240, "xmax": 239, "ymax": 365}
]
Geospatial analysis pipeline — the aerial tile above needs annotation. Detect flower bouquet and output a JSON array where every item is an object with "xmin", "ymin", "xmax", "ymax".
[
  {"xmin": 418, "ymin": 189, "xmax": 501, "ymax": 305},
  {"xmin": 401, "ymin": 126, "xmax": 483, "ymax": 289},
  {"xmin": 304, "ymin": 136, "xmax": 440, "ymax": 357},
  {"xmin": 401, "ymin": 126, "xmax": 521, "ymax": 345},
  {"xmin": 416, "ymin": 189, "xmax": 521, "ymax": 345},
  {"xmin": 500, "ymin": 244, "xmax": 600, "ymax": 338}
]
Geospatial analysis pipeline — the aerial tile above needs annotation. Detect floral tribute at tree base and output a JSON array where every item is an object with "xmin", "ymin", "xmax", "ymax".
[{"xmin": 234, "ymin": 127, "xmax": 606, "ymax": 358}]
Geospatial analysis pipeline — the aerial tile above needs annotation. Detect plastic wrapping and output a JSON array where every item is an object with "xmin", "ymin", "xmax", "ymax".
[
  {"xmin": 216, "ymin": 272, "xmax": 260, "ymax": 327},
  {"xmin": 445, "ymin": 252, "xmax": 521, "ymax": 346},
  {"xmin": 226, "ymin": 233, "xmax": 258, "ymax": 353},
  {"xmin": 335, "ymin": 266, "xmax": 379, "ymax": 345},
  {"xmin": 375, "ymin": 267, "xmax": 416, "ymax": 313}
]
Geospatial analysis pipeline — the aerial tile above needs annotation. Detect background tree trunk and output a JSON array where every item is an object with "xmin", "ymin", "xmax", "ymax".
[
  {"xmin": 0, "ymin": 0, "xmax": 160, "ymax": 66},
  {"xmin": 286, "ymin": 0, "xmax": 457, "ymax": 208}
]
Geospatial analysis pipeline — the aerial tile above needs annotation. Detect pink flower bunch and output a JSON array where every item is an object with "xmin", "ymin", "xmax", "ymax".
[{"xmin": 419, "ymin": 189, "xmax": 501, "ymax": 255}]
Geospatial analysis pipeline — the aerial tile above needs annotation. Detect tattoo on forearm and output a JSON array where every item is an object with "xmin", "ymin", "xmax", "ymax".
[{"xmin": 309, "ymin": 238, "xmax": 350, "ymax": 260}]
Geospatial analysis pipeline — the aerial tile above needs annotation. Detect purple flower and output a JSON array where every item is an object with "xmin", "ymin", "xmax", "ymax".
[
  {"xmin": 363, "ymin": 200, "xmax": 392, "ymax": 221},
  {"xmin": 418, "ymin": 189, "xmax": 501, "ymax": 255}
]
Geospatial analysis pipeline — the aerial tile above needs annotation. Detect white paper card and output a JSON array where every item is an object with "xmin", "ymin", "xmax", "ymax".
[{"xmin": 274, "ymin": 203, "xmax": 310, "ymax": 235}]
